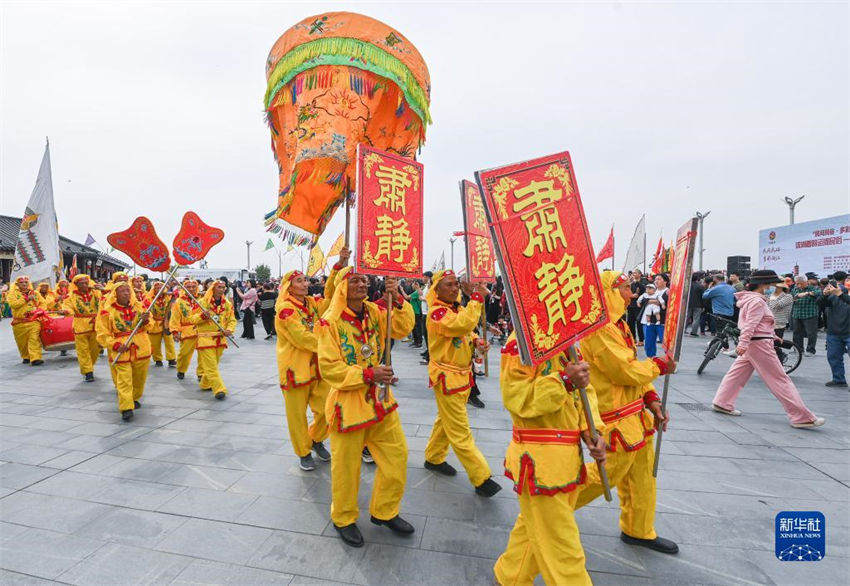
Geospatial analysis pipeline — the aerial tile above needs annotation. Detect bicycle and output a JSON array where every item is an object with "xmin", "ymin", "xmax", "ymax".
[{"xmin": 696, "ymin": 316, "xmax": 802, "ymax": 375}]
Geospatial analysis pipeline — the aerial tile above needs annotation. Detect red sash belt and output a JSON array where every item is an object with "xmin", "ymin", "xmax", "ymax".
[
  {"xmin": 600, "ymin": 398, "xmax": 645, "ymax": 425},
  {"xmin": 512, "ymin": 427, "xmax": 581, "ymax": 445},
  {"xmin": 115, "ymin": 331, "xmax": 133, "ymax": 338}
]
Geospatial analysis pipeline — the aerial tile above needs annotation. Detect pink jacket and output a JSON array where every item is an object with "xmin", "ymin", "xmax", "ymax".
[{"xmin": 735, "ymin": 291, "xmax": 775, "ymax": 351}]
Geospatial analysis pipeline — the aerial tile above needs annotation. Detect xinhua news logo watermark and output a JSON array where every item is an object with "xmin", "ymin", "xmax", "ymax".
[{"xmin": 775, "ymin": 511, "xmax": 825, "ymax": 561}]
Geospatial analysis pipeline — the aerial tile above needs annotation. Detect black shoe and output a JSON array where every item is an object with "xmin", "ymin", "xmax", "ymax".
[
  {"xmin": 197, "ymin": 375, "xmax": 203, "ymax": 382},
  {"xmin": 31, "ymin": 360, "xmax": 44, "ymax": 366},
  {"xmin": 312, "ymin": 441, "xmax": 331, "ymax": 462},
  {"xmin": 121, "ymin": 409, "xmax": 134, "ymax": 421},
  {"xmin": 201, "ymin": 388, "xmax": 212, "ymax": 392},
  {"xmin": 134, "ymin": 400, "xmax": 141, "ymax": 409},
  {"xmin": 825, "ymin": 380, "xmax": 848, "ymax": 388},
  {"xmin": 60, "ymin": 350, "xmax": 67, "ymax": 356},
  {"xmin": 475, "ymin": 478, "xmax": 503, "ymax": 498},
  {"xmin": 155, "ymin": 361, "xmax": 163, "ymax": 367},
  {"xmin": 299, "ymin": 454, "xmax": 316, "ymax": 471},
  {"xmin": 177, "ymin": 372, "xmax": 185, "ymax": 380},
  {"xmin": 264, "ymin": 334, "xmax": 273, "ymax": 340},
  {"xmin": 424, "ymin": 460, "xmax": 457, "ymax": 476},
  {"xmin": 84, "ymin": 372, "xmax": 94, "ymax": 382},
  {"xmin": 419, "ymin": 359, "xmax": 429, "ymax": 365},
  {"xmin": 99, "ymin": 349, "xmax": 104, "ymax": 355},
  {"xmin": 168, "ymin": 360, "xmax": 177, "ymax": 368},
  {"xmin": 215, "ymin": 391, "xmax": 226, "ymax": 400},
  {"xmin": 620, "ymin": 532, "xmax": 679, "ymax": 554},
  {"xmin": 22, "ymin": 359, "xmax": 30, "ymax": 364},
  {"xmin": 334, "ymin": 523, "xmax": 364, "ymax": 547},
  {"xmin": 411, "ymin": 344, "xmax": 422, "ymax": 349},
  {"xmin": 467, "ymin": 395, "xmax": 486, "ymax": 408},
  {"xmin": 361, "ymin": 447, "xmax": 374, "ymax": 464},
  {"xmin": 371, "ymin": 515, "xmax": 415, "ymax": 535}
]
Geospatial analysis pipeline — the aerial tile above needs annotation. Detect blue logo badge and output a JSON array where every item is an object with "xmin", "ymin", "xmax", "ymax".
[{"xmin": 775, "ymin": 511, "xmax": 825, "ymax": 561}]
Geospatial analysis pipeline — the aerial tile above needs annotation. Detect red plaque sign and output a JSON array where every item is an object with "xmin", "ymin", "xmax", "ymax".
[
  {"xmin": 460, "ymin": 180, "xmax": 496, "ymax": 283},
  {"xmin": 663, "ymin": 218, "xmax": 698, "ymax": 358}
]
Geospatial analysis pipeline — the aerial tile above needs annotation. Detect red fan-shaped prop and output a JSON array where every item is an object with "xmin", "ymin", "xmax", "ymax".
[
  {"xmin": 172, "ymin": 211, "xmax": 225, "ymax": 266},
  {"xmin": 107, "ymin": 217, "xmax": 171, "ymax": 271}
]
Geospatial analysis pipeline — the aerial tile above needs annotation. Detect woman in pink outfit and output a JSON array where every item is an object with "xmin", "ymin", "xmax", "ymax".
[{"xmin": 711, "ymin": 270, "xmax": 825, "ymax": 429}]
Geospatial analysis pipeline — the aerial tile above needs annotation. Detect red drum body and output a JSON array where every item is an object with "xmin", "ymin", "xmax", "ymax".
[{"xmin": 40, "ymin": 314, "xmax": 75, "ymax": 351}]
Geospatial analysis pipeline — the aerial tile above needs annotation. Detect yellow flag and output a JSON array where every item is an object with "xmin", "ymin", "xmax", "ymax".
[
  {"xmin": 307, "ymin": 245, "xmax": 325, "ymax": 277},
  {"xmin": 327, "ymin": 232, "xmax": 345, "ymax": 257}
]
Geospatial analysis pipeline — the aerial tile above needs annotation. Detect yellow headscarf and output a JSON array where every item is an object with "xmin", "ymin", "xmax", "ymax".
[
  {"xmin": 69, "ymin": 274, "xmax": 92, "ymax": 296},
  {"xmin": 601, "ymin": 270, "xmax": 629, "ymax": 321},
  {"xmin": 322, "ymin": 266, "xmax": 353, "ymax": 323},
  {"xmin": 8, "ymin": 276, "xmax": 32, "ymax": 305},
  {"xmin": 201, "ymin": 280, "xmax": 225, "ymax": 305},
  {"xmin": 426, "ymin": 269, "xmax": 455, "ymax": 308},
  {"xmin": 104, "ymin": 281, "xmax": 141, "ymax": 310},
  {"xmin": 276, "ymin": 269, "xmax": 305, "ymax": 311}
]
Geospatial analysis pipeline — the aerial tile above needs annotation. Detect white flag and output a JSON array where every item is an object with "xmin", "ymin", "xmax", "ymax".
[
  {"xmin": 12, "ymin": 142, "xmax": 61, "ymax": 286},
  {"xmin": 622, "ymin": 214, "xmax": 646, "ymax": 273}
]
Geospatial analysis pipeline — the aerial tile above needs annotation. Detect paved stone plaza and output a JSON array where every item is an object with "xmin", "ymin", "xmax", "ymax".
[{"xmin": 0, "ymin": 319, "xmax": 847, "ymax": 585}]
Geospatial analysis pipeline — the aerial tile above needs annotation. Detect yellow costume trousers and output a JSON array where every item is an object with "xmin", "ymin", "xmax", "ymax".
[
  {"xmin": 13, "ymin": 322, "xmax": 42, "ymax": 362},
  {"xmin": 283, "ymin": 381, "xmax": 329, "ymax": 457},
  {"xmin": 111, "ymin": 360, "xmax": 149, "ymax": 411},
  {"xmin": 74, "ymin": 332, "xmax": 99, "ymax": 374},
  {"xmin": 176, "ymin": 337, "xmax": 201, "ymax": 377},
  {"xmin": 330, "ymin": 410, "xmax": 407, "ymax": 527},
  {"xmin": 424, "ymin": 386, "xmax": 491, "ymax": 487},
  {"xmin": 494, "ymin": 488, "xmax": 591, "ymax": 586},
  {"xmin": 197, "ymin": 347, "xmax": 226, "ymax": 394},
  {"xmin": 575, "ymin": 437, "xmax": 657, "ymax": 540},
  {"xmin": 149, "ymin": 332, "xmax": 176, "ymax": 362}
]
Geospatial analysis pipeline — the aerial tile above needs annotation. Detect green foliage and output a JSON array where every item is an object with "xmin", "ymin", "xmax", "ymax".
[{"xmin": 255, "ymin": 263, "xmax": 271, "ymax": 282}]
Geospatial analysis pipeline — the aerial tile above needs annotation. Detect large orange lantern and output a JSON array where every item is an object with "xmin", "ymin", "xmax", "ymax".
[{"xmin": 263, "ymin": 12, "xmax": 431, "ymax": 245}]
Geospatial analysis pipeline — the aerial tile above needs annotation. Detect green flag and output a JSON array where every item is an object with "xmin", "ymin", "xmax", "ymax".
[{"xmin": 264, "ymin": 238, "xmax": 274, "ymax": 251}]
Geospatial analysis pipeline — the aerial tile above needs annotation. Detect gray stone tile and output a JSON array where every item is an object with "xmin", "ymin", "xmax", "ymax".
[
  {"xmin": 75, "ymin": 507, "xmax": 189, "ymax": 548},
  {"xmin": 247, "ymin": 531, "xmax": 368, "ymax": 582},
  {"xmin": 357, "ymin": 542, "xmax": 497, "ymax": 585},
  {"xmin": 173, "ymin": 559, "xmax": 293, "ymax": 585},
  {"xmin": 420, "ymin": 516, "xmax": 507, "ymax": 558},
  {"xmin": 0, "ymin": 491, "xmax": 114, "ymax": 533},
  {"xmin": 39, "ymin": 450, "xmax": 98, "ymax": 470},
  {"xmin": 0, "ymin": 463, "xmax": 57, "ymax": 490},
  {"xmin": 228, "ymin": 471, "xmax": 317, "ymax": 499},
  {"xmin": 157, "ymin": 463, "xmax": 247, "ymax": 491},
  {"xmin": 27, "ymin": 470, "xmax": 185, "ymax": 510},
  {"xmin": 238, "ymin": 495, "xmax": 330, "ymax": 534},
  {"xmin": 57, "ymin": 542, "xmax": 192, "ymax": 585},
  {"xmin": 0, "ymin": 526, "xmax": 104, "ymax": 580},
  {"xmin": 154, "ymin": 518, "xmax": 272, "ymax": 565},
  {"xmin": 0, "ymin": 569, "xmax": 58, "ymax": 585},
  {"xmin": 0, "ymin": 445, "xmax": 68, "ymax": 466},
  {"xmin": 157, "ymin": 486, "xmax": 259, "ymax": 522}
]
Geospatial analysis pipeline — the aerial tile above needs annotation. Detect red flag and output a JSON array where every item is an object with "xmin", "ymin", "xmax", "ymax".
[
  {"xmin": 595, "ymin": 226, "xmax": 614, "ymax": 264},
  {"xmin": 173, "ymin": 211, "xmax": 225, "ymax": 266},
  {"xmin": 69, "ymin": 254, "xmax": 78, "ymax": 279},
  {"xmin": 107, "ymin": 217, "xmax": 171, "ymax": 271},
  {"xmin": 650, "ymin": 237, "xmax": 664, "ymax": 274}
]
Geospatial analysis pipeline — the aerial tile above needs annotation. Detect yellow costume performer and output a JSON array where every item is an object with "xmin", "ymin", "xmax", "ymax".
[
  {"xmin": 275, "ymin": 262, "xmax": 342, "ymax": 469},
  {"xmin": 53, "ymin": 279, "xmax": 70, "ymax": 311},
  {"xmin": 423, "ymin": 270, "xmax": 498, "ymax": 495},
  {"xmin": 9, "ymin": 276, "xmax": 45, "ymax": 365},
  {"xmin": 494, "ymin": 334, "xmax": 605, "ymax": 586},
  {"xmin": 35, "ymin": 282, "xmax": 56, "ymax": 310},
  {"xmin": 191, "ymin": 281, "xmax": 236, "ymax": 400},
  {"xmin": 64, "ymin": 275, "xmax": 102, "ymax": 380},
  {"xmin": 317, "ymin": 267, "xmax": 414, "ymax": 547},
  {"xmin": 169, "ymin": 280, "xmax": 203, "ymax": 381},
  {"xmin": 145, "ymin": 281, "xmax": 176, "ymax": 366},
  {"xmin": 131, "ymin": 276, "xmax": 146, "ymax": 303},
  {"xmin": 95, "ymin": 282, "xmax": 151, "ymax": 421},
  {"xmin": 574, "ymin": 271, "xmax": 678, "ymax": 554},
  {"xmin": 105, "ymin": 271, "xmax": 129, "ymax": 294}
]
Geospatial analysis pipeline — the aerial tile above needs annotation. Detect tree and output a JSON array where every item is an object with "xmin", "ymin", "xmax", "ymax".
[{"xmin": 255, "ymin": 263, "xmax": 271, "ymax": 282}]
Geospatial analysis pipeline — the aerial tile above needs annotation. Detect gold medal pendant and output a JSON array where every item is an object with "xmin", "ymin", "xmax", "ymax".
[{"xmin": 361, "ymin": 344, "xmax": 373, "ymax": 359}]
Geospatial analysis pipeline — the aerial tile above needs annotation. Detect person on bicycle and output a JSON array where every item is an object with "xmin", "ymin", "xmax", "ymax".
[
  {"xmin": 711, "ymin": 270, "xmax": 825, "ymax": 429},
  {"xmin": 703, "ymin": 275, "xmax": 737, "ymax": 354}
]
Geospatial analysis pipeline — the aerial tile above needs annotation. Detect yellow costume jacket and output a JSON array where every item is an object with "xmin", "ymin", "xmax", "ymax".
[
  {"xmin": 35, "ymin": 289, "xmax": 56, "ymax": 311},
  {"xmin": 169, "ymin": 293, "xmax": 200, "ymax": 340},
  {"xmin": 9, "ymin": 287, "xmax": 45, "ymax": 324},
  {"xmin": 501, "ymin": 334, "xmax": 603, "ymax": 495},
  {"xmin": 318, "ymin": 298, "xmax": 414, "ymax": 433},
  {"xmin": 145, "ymin": 289, "xmax": 172, "ymax": 335},
  {"xmin": 191, "ymin": 296, "xmax": 237, "ymax": 349},
  {"xmin": 96, "ymin": 298, "xmax": 151, "ymax": 364},
  {"xmin": 275, "ymin": 268, "xmax": 338, "ymax": 390},
  {"xmin": 64, "ymin": 289, "xmax": 101, "ymax": 334},
  {"xmin": 426, "ymin": 293, "xmax": 483, "ymax": 394}
]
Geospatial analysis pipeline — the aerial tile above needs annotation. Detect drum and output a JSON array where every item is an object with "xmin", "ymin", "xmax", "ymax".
[{"xmin": 40, "ymin": 313, "xmax": 76, "ymax": 351}]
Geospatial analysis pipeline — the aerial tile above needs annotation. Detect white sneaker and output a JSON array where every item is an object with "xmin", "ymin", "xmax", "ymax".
[
  {"xmin": 791, "ymin": 417, "xmax": 825, "ymax": 429},
  {"xmin": 712, "ymin": 404, "xmax": 742, "ymax": 416},
  {"xmin": 721, "ymin": 349, "xmax": 737, "ymax": 356}
]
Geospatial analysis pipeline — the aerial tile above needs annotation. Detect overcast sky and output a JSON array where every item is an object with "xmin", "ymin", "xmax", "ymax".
[{"xmin": 1, "ymin": 1, "xmax": 847, "ymax": 277}]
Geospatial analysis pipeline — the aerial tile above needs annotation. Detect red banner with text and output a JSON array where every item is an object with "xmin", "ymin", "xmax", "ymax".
[
  {"xmin": 663, "ymin": 217, "xmax": 698, "ymax": 358},
  {"xmin": 476, "ymin": 152, "xmax": 608, "ymax": 364},
  {"xmin": 460, "ymin": 180, "xmax": 496, "ymax": 283},
  {"xmin": 355, "ymin": 145, "xmax": 423, "ymax": 278}
]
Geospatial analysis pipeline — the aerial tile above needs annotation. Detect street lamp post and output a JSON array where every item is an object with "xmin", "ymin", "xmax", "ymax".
[
  {"xmin": 449, "ymin": 237, "xmax": 457, "ymax": 270},
  {"xmin": 695, "ymin": 210, "xmax": 710, "ymax": 271},
  {"xmin": 784, "ymin": 195, "xmax": 805, "ymax": 225},
  {"xmin": 245, "ymin": 240, "xmax": 253, "ymax": 273}
]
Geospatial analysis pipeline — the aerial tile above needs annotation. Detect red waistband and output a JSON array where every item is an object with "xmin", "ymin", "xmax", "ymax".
[
  {"xmin": 600, "ymin": 398, "xmax": 645, "ymax": 424},
  {"xmin": 512, "ymin": 427, "xmax": 581, "ymax": 445}
]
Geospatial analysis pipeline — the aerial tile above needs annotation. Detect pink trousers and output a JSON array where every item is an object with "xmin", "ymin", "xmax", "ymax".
[{"xmin": 712, "ymin": 339, "xmax": 816, "ymax": 424}]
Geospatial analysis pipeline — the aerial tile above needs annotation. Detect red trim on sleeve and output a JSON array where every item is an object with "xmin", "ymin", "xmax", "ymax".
[
  {"xmin": 112, "ymin": 342, "xmax": 122, "ymax": 352},
  {"xmin": 650, "ymin": 357, "xmax": 668, "ymax": 376},
  {"xmin": 558, "ymin": 371, "xmax": 576, "ymax": 392},
  {"xmin": 363, "ymin": 367, "xmax": 375, "ymax": 384},
  {"xmin": 470, "ymin": 292, "xmax": 484, "ymax": 303},
  {"xmin": 332, "ymin": 262, "xmax": 343, "ymax": 271},
  {"xmin": 501, "ymin": 339, "xmax": 519, "ymax": 355},
  {"xmin": 430, "ymin": 307, "xmax": 448, "ymax": 321},
  {"xmin": 278, "ymin": 308, "xmax": 294, "ymax": 320},
  {"xmin": 643, "ymin": 390, "xmax": 661, "ymax": 405}
]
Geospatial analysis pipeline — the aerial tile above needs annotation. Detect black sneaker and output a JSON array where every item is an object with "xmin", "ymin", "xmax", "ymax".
[
  {"xmin": 121, "ymin": 409, "xmax": 134, "ymax": 421},
  {"xmin": 201, "ymin": 388, "xmax": 212, "ymax": 392},
  {"xmin": 299, "ymin": 454, "xmax": 316, "ymax": 471},
  {"xmin": 371, "ymin": 515, "xmax": 414, "ymax": 535},
  {"xmin": 424, "ymin": 461, "xmax": 457, "ymax": 476},
  {"xmin": 467, "ymin": 395, "xmax": 486, "ymax": 408},
  {"xmin": 362, "ymin": 447, "xmax": 374, "ymax": 464},
  {"xmin": 22, "ymin": 359, "xmax": 30, "ymax": 364},
  {"xmin": 134, "ymin": 401, "xmax": 141, "ymax": 409},
  {"xmin": 620, "ymin": 532, "xmax": 679, "ymax": 554},
  {"xmin": 155, "ymin": 361, "xmax": 163, "ymax": 367},
  {"xmin": 84, "ymin": 372, "xmax": 94, "ymax": 382},
  {"xmin": 334, "ymin": 523, "xmax": 364, "ymax": 547},
  {"xmin": 475, "ymin": 478, "xmax": 503, "ymax": 498},
  {"xmin": 168, "ymin": 360, "xmax": 177, "ymax": 368},
  {"xmin": 825, "ymin": 380, "xmax": 848, "ymax": 388},
  {"xmin": 31, "ymin": 360, "xmax": 44, "ymax": 366},
  {"xmin": 197, "ymin": 375, "xmax": 203, "ymax": 382},
  {"xmin": 312, "ymin": 441, "xmax": 331, "ymax": 462},
  {"xmin": 215, "ymin": 391, "xmax": 226, "ymax": 400},
  {"xmin": 177, "ymin": 372, "xmax": 185, "ymax": 380}
]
